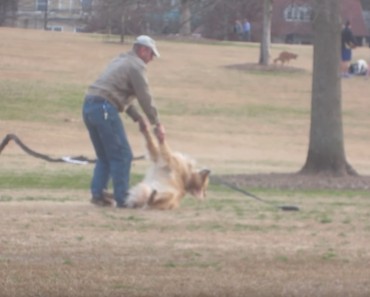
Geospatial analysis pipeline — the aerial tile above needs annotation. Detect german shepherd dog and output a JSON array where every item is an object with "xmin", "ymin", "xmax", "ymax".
[{"xmin": 101, "ymin": 120, "xmax": 210, "ymax": 210}]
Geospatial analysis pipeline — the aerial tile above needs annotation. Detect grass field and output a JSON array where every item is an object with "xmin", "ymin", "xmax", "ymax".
[{"xmin": 1, "ymin": 28, "xmax": 370, "ymax": 297}]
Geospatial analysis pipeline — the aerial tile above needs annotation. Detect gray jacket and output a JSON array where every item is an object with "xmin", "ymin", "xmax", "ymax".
[{"xmin": 86, "ymin": 50, "xmax": 159, "ymax": 125}]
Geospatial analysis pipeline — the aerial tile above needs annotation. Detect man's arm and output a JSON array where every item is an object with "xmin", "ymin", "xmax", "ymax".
[
  {"xmin": 129, "ymin": 66, "xmax": 159, "ymax": 126},
  {"xmin": 126, "ymin": 105, "xmax": 142, "ymax": 122},
  {"xmin": 128, "ymin": 67, "xmax": 166, "ymax": 142}
]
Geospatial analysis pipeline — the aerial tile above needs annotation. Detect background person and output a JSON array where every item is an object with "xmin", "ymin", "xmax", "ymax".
[
  {"xmin": 348, "ymin": 59, "xmax": 368, "ymax": 76},
  {"xmin": 234, "ymin": 19, "xmax": 243, "ymax": 41},
  {"xmin": 243, "ymin": 18, "xmax": 251, "ymax": 42},
  {"xmin": 82, "ymin": 35, "xmax": 165, "ymax": 208},
  {"xmin": 341, "ymin": 20, "xmax": 357, "ymax": 77}
]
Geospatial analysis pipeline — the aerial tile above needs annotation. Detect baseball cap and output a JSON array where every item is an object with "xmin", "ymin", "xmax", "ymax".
[{"xmin": 134, "ymin": 35, "xmax": 160, "ymax": 58}]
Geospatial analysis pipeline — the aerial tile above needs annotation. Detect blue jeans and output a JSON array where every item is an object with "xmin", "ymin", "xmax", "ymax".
[{"xmin": 82, "ymin": 95, "xmax": 133, "ymax": 206}]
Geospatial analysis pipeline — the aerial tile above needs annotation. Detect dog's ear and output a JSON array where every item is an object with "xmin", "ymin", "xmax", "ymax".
[
  {"xmin": 200, "ymin": 169, "xmax": 211, "ymax": 180},
  {"xmin": 187, "ymin": 169, "xmax": 211, "ymax": 199}
]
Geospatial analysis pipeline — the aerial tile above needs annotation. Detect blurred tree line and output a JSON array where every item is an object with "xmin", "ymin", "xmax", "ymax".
[
  {"xmin": 87, "ymin": 0, "xmax": 262, "ymax": 40},
  {"xmin": 0, "ymin": 0, "xmax": 262, "ymax": 41},
  {"xmin": 0, "ymin": 0, "xmax": 17, "ymax": 26}
]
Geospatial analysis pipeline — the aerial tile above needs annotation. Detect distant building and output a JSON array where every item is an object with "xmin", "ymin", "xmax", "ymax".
[
  {"xmin": 7, "ymin": 0, "xmax": 91, "ymax": 32},
  {"xmin": 361, "ymin": 0, "xmax": 370, "ymax": 44},
  {"xmin": 272, "ymin": 0, "xmax": 369, "ymax": 45}
]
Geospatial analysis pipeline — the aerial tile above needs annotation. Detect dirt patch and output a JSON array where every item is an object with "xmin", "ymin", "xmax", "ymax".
[{"xmin": 225, "ymin": 62, "xmax": 306, "ymax": 74}]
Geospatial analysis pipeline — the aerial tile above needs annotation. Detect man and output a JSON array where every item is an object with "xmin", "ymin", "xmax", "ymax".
[
  {"xmin": 341, "ymin": 21, "xmax": 357, "ymax": 77},
  {"xmin": 243, "ymin": 18, "xmax": 251, "ymax": 42},
  {"xmin": 234, "ymin": 19, "xmax": 243, "ymax": 41},
  {"xmin": 82, "ymin": 35, "xmax": 165, "ymax": 208}
]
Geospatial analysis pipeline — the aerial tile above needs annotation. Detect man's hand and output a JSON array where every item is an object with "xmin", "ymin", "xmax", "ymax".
[{"xmin": 154, "ymin": 123, "xmax": 165, "ymax": 143}]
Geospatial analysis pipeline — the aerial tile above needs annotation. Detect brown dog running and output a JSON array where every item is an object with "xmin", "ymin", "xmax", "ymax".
[
  {"xmin": 123, "ymin": 119, "xmax": 210, "ymax": 210},
  {"xmin": 273, "ymin": 51, "xmax": 298, "ymax": 65}
]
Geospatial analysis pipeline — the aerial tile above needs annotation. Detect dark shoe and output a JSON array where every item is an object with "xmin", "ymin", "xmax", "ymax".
[
  {"xmin": 90, "ymin": 198, "xmax": 106, "ymax": 207},
  {"xmin": 91, "ymin": 193, "xmax": 115, "ymax": 208},
  {"xmin": 102, "ymin": 191, "xmax": 115, "ymax": 207},
  {"xmin": 116, "ymin": 202, "xmax": 127, "ymax": 208}
]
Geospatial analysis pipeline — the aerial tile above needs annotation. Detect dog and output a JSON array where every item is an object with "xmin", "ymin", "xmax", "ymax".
[
  {"xmin": 102, "ymin": 119, "xmax": 211, "ymax": 210},
  {"xmin": 273, "ymin": 51, "xmax": 298, "ymax": 65}
]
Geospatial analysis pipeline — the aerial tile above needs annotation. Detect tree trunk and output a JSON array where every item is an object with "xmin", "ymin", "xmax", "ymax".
[
  {"xmin": 120, "ymin": 13, "xmax": 125, "ymax": 43},
  {"xmin": 43, "ymin": 0, "xmax": 48, "ymax": 30},
  {"xmin": 259, "ymin": 0, "xmax": 273, "ymax": 65},
  {"xmin": 179, "ymin": 0, "xmax": 191, "ymax": 35},
  {"xmin": 300, "ymin": 0, "xmax": 357, "ymax": 176}
]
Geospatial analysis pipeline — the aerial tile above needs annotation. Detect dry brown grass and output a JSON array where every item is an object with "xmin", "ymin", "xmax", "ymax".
[
  {"xmin": 1, "ymin": 28, "xmax": 370, "ymax": 297},
  {"xmin": 1, "ymin": 190, "xmax": 370, "ymax": 297}
]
